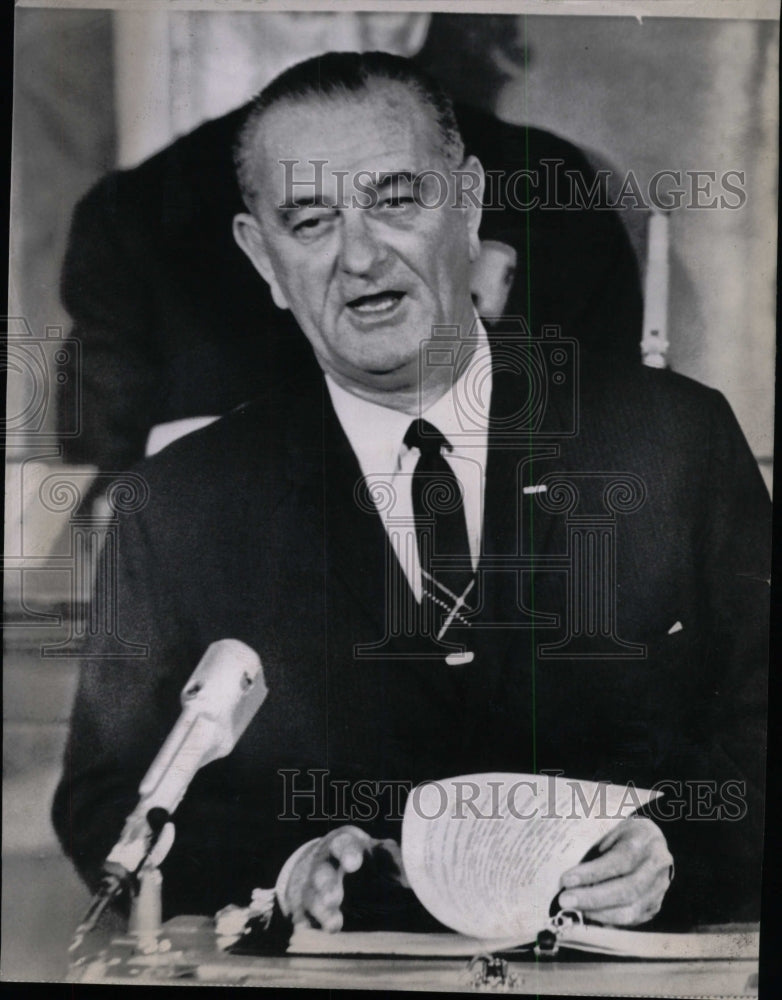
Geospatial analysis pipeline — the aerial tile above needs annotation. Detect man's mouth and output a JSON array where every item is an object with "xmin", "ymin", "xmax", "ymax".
[{"xmin": 346, "ymin": 291, "xmax": 405, "ymax": 315}]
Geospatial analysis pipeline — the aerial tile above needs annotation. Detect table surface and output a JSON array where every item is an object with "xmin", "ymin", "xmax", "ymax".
[{"xmin": 70, "ymin": 916, "xmax": 760, "ymax": 997}]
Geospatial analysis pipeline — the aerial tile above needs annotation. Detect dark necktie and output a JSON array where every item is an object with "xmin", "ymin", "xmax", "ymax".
[{"xmin": 404, "ymin": 419, "xmax": 475, "ymax": 638}]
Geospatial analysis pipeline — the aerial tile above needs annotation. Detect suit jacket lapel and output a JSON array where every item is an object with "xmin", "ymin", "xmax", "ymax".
[
  {"xmin": 283, "ymin": 374, "xmax": 415, "ymax": 637},
  {"xmin": 452, "ymin": 335, "xmax": 575, "ymax": 750},
  {"xmin": 479, "ymin": 332, "xmax": 571, "ymax": 632}
]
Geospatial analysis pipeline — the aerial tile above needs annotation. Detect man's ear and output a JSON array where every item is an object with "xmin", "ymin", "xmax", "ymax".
[
  {"xmin": 460, "ymin": 155, "xmax": 485, "ymax": 264},
  {"xmin": 233, "ymin": 213, "xmax": 290, "ymax": 311}
]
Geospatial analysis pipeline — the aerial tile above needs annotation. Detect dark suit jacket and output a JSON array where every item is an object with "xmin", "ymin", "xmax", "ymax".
[
  {"xmin": 52, "ymin": 340, "xmax": 769, "ymax": 931},
  {"xmin": 57, "ymin": 102, "xmax": 642, "ymax": 471}
]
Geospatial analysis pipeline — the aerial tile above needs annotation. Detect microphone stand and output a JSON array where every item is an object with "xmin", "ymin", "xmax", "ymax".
[
  {"xmin": 66, "ymin": 640, "xmax": 267, "ymax": 969},
  {"xmin": 69, "ymin": 807, "xmax": 175, "ymax": 960}
]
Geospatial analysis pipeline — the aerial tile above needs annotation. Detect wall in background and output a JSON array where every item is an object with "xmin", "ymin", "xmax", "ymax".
[
  {"xmin": 8, "ymin": 9, "xmax": 115, "ymax": 436},
  {"xmin": 5, "ymin": 11, "xmax": 115, "ymax": 976},
  {"xmin": 497, "ymin": 14, "xmax": 777, "ymax": 465}
]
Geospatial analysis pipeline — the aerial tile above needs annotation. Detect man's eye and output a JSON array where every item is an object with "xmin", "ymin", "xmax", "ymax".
[
  {"xmin": 291, "ymin": 211, "xmax": 337, "ymax": 238},
  {"xmin": 292, "ymin": 217, "xmax": 323, "ymax": 233}
]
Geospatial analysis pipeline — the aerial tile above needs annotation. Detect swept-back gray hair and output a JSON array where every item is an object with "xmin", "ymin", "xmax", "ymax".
[{"xmin": 234, "ymin": 51, "xmax": 465, "ymax": 214}]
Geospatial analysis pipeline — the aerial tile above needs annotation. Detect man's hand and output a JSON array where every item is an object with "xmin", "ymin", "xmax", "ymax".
[
  {"xmin": 280, "ymin": 826, "xmax": 408, "ymax": 932},
  {"xmin": 558, "ymin": 817, "xmax": 674, "ymax": 926}
]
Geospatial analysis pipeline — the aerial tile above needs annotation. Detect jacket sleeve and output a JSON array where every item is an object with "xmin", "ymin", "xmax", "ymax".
[
  {"xmin": 50, "ymin": 497, "xmax": 301, "ymax": 919},
  {"xmin": 658, "ymin": 389, "xmax": 770, "ymax": 926}
]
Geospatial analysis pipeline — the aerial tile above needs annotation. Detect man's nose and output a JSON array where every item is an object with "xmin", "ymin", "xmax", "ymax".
[{"xmin": 338, "ymin": 213, "xmax": 387, "ymax": 276}]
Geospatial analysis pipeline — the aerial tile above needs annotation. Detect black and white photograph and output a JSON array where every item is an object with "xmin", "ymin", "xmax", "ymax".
[{"xmin": 3, "ymin": 1, "xmax": 777, "ymax": 993}]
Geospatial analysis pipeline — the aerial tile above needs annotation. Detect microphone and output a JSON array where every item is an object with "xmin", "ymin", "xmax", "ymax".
[
  {"xmin": 71, "ymin": 639, "xmax": 266, "ymax": 948},
  {"xmin": 108, "ymin": 638, "xmax": 267, "ymax": 875}
]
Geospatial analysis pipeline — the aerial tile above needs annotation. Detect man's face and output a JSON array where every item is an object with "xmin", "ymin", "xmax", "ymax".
[{"xmin": 235, "ymin": 84, "xmax": 483, "ymax": 401}]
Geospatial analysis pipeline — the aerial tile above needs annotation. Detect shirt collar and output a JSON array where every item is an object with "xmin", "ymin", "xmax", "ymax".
[{"xmin": 326, "ymin": 319, "xmax": 492, "ymax": 479}]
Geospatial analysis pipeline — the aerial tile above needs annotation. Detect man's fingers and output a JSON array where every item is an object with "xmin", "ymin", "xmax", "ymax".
[
  {"xmin": 302, "ymin": 863, "xmax": 345, "ymax": 930},
  {"xmin": 307, "ymin": 895, "xmax": 344, "ymax": 933},
  {"xmin": 558, "ymin": 819, "xmax": 673, "ymax": 922},
  {"xmin": 559, "ymin": 857, "xmax": 657, "ymax": 911},
  {"xmin": 285, "ymin": 827, "xmax": 406, "ymax": 932},
  {"xmin": 561, "ymin": 836, "xmax": 642, "ymax": 891},
  {"xmin": 581, "ymin": 899, "xmax": 659, "ymax": 927},
  {"xmin": 582, "ymin": 868, "xmax": 670, "ymax": 926},
  {"xmin": 561, "ymin": 819, "xmax": 671, "ymax": 889},
  {"xmin": 313, "ymin": 872, "xmax": 345, "ymax": 911},
  {"xmin": 338, "ymin": 847, "xmax": 364, "ymax": 873},
  {"xmin": 327, "ymin": 827, "xmax": 373, "ymax": 873},
  {"xmin": 311, "ymin": 861, "xmax": 341, "ymax": 893}
]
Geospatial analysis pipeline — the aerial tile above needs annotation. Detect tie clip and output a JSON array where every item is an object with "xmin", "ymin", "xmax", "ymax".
[{"xmin": 445, "ymin": 651, "xmax": 475, "ymax": 667}]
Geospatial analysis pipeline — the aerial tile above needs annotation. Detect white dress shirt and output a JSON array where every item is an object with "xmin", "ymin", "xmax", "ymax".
[{"xmin": 326, "ymin": 322, "xmax": 492, "ymax": 601}]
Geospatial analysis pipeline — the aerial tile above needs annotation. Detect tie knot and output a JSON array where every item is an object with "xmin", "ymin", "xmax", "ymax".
[{"xmin": 404, "ymin": 419, "xmax": 452, "ymax": 456}]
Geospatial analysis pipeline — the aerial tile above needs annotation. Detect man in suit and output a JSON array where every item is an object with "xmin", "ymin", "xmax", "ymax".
[
  {"xmin": 56, "ymin": 35, "xmax": 642, "ymax": 474},
  {"xmin": 53, "ymin": 53, "xmax": 768, "ymax": 935}
]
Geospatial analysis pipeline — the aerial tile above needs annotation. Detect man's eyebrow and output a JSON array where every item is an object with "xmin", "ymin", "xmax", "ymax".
[
  {"xmin": 279, "ymin": 196, "xmax": 331, "ymax": 211},
  {"xmin": 373, "ymin": 171, "xmax": 416, "ymax": 189},
  {"xmin": 276, "ymin": 196, "xmax": 335, "ymax": 220},
  {"xmin": 275, "ymin": 172, "xmax": 417, "ymax": 217}
]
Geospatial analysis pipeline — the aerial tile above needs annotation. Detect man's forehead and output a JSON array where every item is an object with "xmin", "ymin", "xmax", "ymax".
[{"xmin": 254, "ymin": 84, "xmax": 443, "ymax": 191}]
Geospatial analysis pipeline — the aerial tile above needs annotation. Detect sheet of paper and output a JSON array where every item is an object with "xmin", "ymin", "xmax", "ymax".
[
  {"xmin": 556, "ymin": 924, "xmax": 760, "ymax": 961},
  {"xmin": 286, "ymin": 923, "xmax": 759, "ymax": 961},
  {"xmin": 401, "ymin": 772, "xmax": 659, "ymax": 940},
  {"xmin": 287, "ymin": 927, "xmax": 522, "ymax": 956}
]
